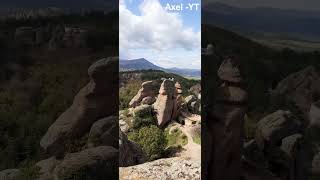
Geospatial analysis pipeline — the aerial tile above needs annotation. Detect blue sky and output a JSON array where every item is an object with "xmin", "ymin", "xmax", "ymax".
[{"xmin": 119, "ymin": 0, "xmax": 201, "ymax": 69}]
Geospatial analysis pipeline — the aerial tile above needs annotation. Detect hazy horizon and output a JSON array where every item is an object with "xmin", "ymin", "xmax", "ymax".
[{"xmin": 204, "ymin": 0, "xmax": 320, "ymax": 11}]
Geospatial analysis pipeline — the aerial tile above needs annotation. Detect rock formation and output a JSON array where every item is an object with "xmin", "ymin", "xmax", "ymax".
[
  {"xmin": 119, "ymin": 157, "xmax": 200, "ymax": 180},
  {"xmin": 309, "ymin": 100, "xmax": 320, "ymax": 128},
  {"xmin": 185, "ymin": 95, "xmax": 201, "ymax": 115},
  {"xmin": 0, "ymin": 169, "xmax": 21, "ymax": 180},
  {"xmin": 189, "ymin": 83, "xmax": 201, "ymax": 99},
  {"xmin": 172, "ymin": 82, "xmax": 184, "ymax": 120},
  {"xmin": 87, "ymin": 116, "xmax": 118, "ymax": 148},
  {"xmin": 273, "ymin": 66, "xmax": 320, "ymax": 123},
  {"xmin": 35, "ymin": 157, "xmax": 60, "ymax": 180},
  {"xmin": 53, "ymin": 146, "xmax": 118, "ymax": 180},
  {"xmin": 40, "ymin": 57, "xmax": 118, "ymax": 157},
  {"xmin": 255, "ymin": 110, "xmax": 303, "ymax": 149},
  {"xmin": 204, "ymin": 57, "xmax": 248, "ymax": 180},
  {"xmin": 153, "ymin": 79, "xmax": 175, "ymax": 127},
  {"xmin": 129, "ymin": 81, "xmax": 159, "ymax": 108},
  {"xmin": 312, "ymin": 152, "xmax": 320, "ymax": 175},
  {"xmin": 243, "ymin": 111, "xmax": 309, "ymax": 180}
]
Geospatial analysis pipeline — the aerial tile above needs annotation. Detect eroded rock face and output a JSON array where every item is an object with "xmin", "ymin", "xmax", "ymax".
[
  {"xmin": 217, "ymin": 58, "xmax": 244, "ymax": 83},
  {"xmin": 40, "ymin": 57, "xmax": 118, "ymax": 157},
  {"xmin": 35, "ymin": 157, "xmax": 60, "ymax": 180},
  {"xmin": 119, "ymin": 131, "xmax": 146, "ymax": 167},
  {"xmin": 87, "ymin": 116, "xmax": 118, "ymax": 148},
  {"xmin": 119, "ymin": 157, "xmax": 200, "ymax": 180},
  {"xmin": 53, "ymin": 146, "xmax": 118, "ymax": 180},
  {"xmin": 273, "ymin": 66, "xmax": 320, "ymax": 122},
  {"xmin": 255, "ymin": 110, "xmax": 303, "ymax": 149},
  {"xmin": 129, "ymin": 81, "xmax": 159, "ymax": 108},
  {"xmin": 310, "ymin": 100, "xmax": 320, "ymax": 128},
  {"xmin": 0, "ymin": 169, "xmax": 21, "ymax": 180},
  {"xmin": 312, "ymin": 152, "xmax": 320, "ymax": 175},
  {"xmin": 189, "ymin": 83, "xmax": 201, "ymax": 99},
  {"xmin": 141, "ymin": 96, "xmax": 156, "ymax": 105},
  {"xmin": 172, "ymin": 82, "xmax": 184, "ymax": 120},
  {"xmin": 205, "ymin": 57, "xmax": 248, "ymax": 180},
  {"xmin": 242, "ymin": 159, "xmax": 281, "ymax": 180},
  {"xmin": 280, "ymin": 134, "xmax": 309, "ymax": 180},
  {"xmin": 154, "ymin": 80, "xmax": 175, "ymax": 127},
  {"xmin": 119, "ymin": 119, "xmax": 130, "ymax": 133}
]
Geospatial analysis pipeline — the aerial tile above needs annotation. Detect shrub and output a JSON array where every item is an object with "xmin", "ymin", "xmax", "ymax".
[
  {"xmin": 132, "ymin": 116, "xmax": 156, "ymax": 130},
  {"xmin": 119, "ymin": 81, "xmax": 141, "ymax": 110},
  {"xmin": 128, "ymin": 125, "xmax": 167, "ymax": 160}
]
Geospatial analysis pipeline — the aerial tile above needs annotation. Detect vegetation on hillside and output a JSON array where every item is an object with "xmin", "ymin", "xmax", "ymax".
[
  {"xmin": 0, "ymin": 12, "xmax": 117, "ymax": 170},
  {"xmin": 202, "ymin": 25, "xmax": 320, "ymax": 115}
]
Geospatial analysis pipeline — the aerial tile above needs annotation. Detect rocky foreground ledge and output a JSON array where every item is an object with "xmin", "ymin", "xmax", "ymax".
[{"xmin": 119, "ymin": 157, "xmax": 200, "ymax": 180}]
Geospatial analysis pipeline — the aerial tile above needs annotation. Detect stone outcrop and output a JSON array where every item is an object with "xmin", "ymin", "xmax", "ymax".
[
  {"xmin": 40, "ymin": 57, "xmax": 118, "ymax": 157},
  {"xmin": 280, "ymin": 134, "xmax": 310, "ymax": 180},
  {"xmin": 129, "ymin": 81, "xmax": 159, "ymax": 108},
  {"xmin": 243, "ymin": 111, "xmax": 309, "ymax": 180},
  {"xmin": 310, "ymin": 100, "xmax": 320, "ymax": 128},
  {"xmin": 189, "ymin": 83, "xmax": 201, "ymax": 99},
  {"xmin": 153, "ymin": 80, "xmax": 175, "ymax": 127},
  {"xmin": 0, "ymin": 169, "xmax": 21, "ymax": 180},
  {"xmin": 119, "ymin": 130, "xmax": 147, "ymax": 167},
  {"xmin": 87, "ymin": 116, "xmax": 118, "ymax": 148},
  {"xmin": 119, "ymin": 119, "xmax": 130, "ymax": 133},
  {"xmin": 141, "ymin": 96, "xmax": 156, "ymax": 105},
  {"xmin": 242, "ymin": 159, "xmax": 281, "ymax": 180},
  {"xmin": 185, "ymin": 95, "xmax": 201, "ymax": 115},
  {"xmin": 204, "ymin": 57, "xmax": 248, "ymax": 180},
  {"xmin": 273, "ymin": 66, "xmax": 320, "ymax": 122},
  {"xmin": 255, "ymin": 110, "xmax": 303, "ymax": 149},
  {"xmin": 172, "ymin": 82, "xmax": 184, "ymax": 120},
  {"xmin": 312, "ymin": 152, "xmax": 320, "ymax": 175},
  {"xmin": 53, "ymin": 146, "xmax": 118, "ymax": 180},
  {"xmin": 119, "ymin": 157, "xmax": 200, "ymax": 180},
  {"xmin": 35, "ymin": 157, "xmax": 60, "ymax": 180}
]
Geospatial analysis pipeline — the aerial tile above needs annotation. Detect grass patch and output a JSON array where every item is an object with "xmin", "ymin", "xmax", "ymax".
[
  {"xmin": 165, "ymin": 128, "xmax": 188, "ymax": 147},
  {"xmin": 192, "ymin": 133, "xmax": 201, "ymax": 145}
]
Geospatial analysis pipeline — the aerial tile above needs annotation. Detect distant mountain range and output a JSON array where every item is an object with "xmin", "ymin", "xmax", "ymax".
[
  {"xmin": 0, "ymin": 0, "xmax": 116, "ymax": 19},
  {"xmin": 120, "ymin": 58, "xmax": 201, "ymax": 78},
  {"xmin": 0, "ymin": 0, "xmax": 115, "ymax": 9},
  {"xmin": 203, "ymin": 2, "xmax": 320, "ymax": 42}
]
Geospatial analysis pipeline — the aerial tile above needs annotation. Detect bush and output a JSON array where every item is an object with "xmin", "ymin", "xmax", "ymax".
[
  {"xmin": 119, "ymin": 81, "xmax": 141, "ymax": 110},
  {"xmin": 128, "ymin": 125, "xmax": 167, "ymax": 160},
  {"xmin": 132, "ymin": 116, "xmax": 156, "ymax": 130}
]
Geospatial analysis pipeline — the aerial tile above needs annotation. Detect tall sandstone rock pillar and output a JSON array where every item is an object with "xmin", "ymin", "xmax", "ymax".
[
  {"xmin": 154, "ymin": 79, "xmax": 175, "ymax": 128},
  {"xmin": 206, "ymin": 58, "xmax": 248, "ymax": 180}
]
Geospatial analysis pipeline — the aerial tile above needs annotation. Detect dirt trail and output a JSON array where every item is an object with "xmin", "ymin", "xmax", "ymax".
[
  {"xmin": 181, "ymin": 126, "xmax": 201, "ymax": 160},
  {"xmin": 174, "ymin": 123, "xmax": 201, "ymax": 160}
]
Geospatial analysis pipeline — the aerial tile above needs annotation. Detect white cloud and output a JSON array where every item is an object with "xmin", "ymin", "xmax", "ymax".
[{"xmin": 120, "ymin": 0, "xmax": 200, "ymax": 53}]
